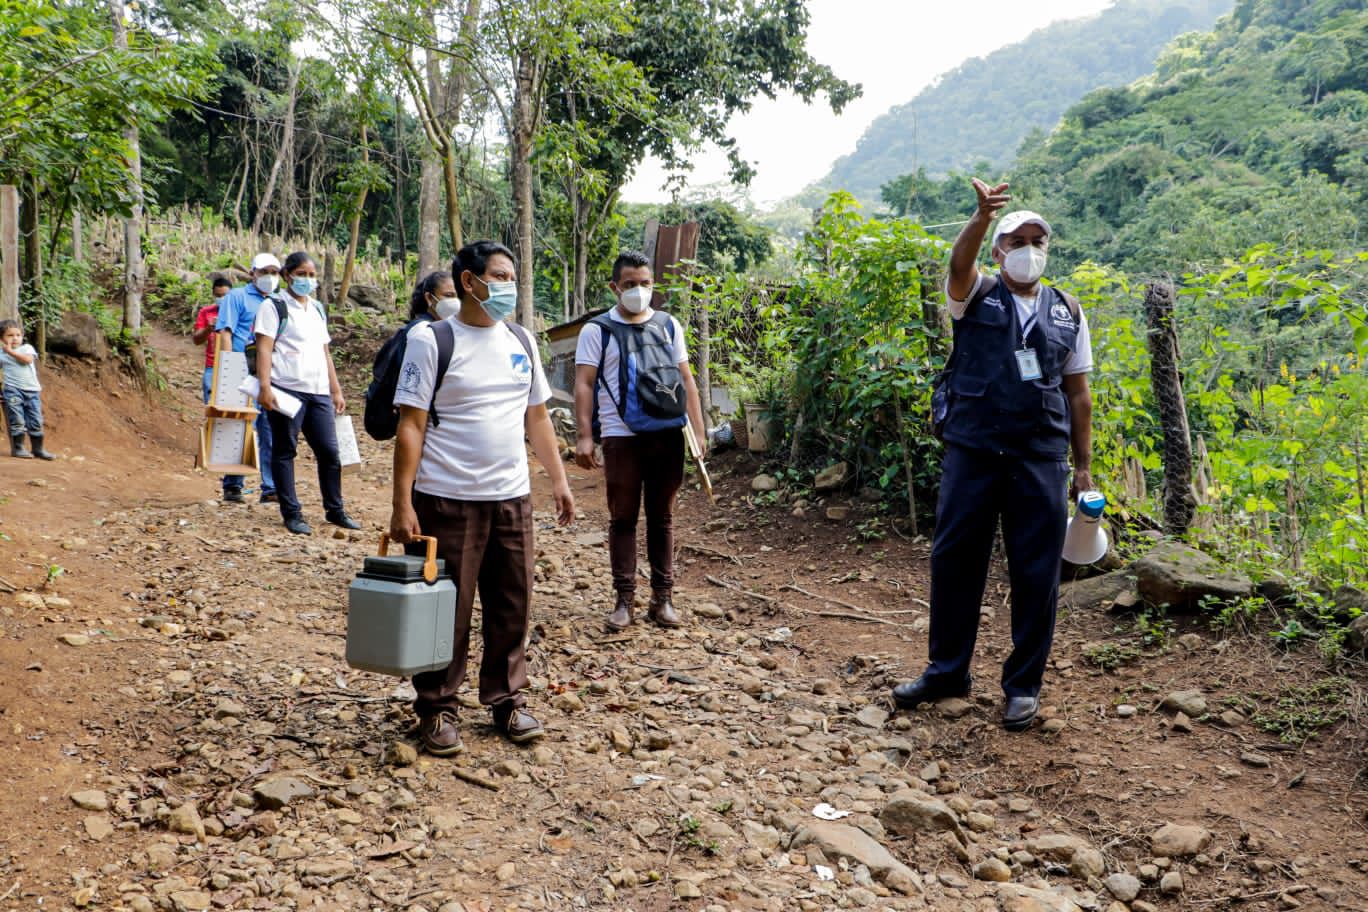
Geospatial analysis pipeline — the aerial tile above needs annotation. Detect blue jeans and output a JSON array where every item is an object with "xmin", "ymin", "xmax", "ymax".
[
  {"xmin": 265, "ymin": 388, "xmax": 343, "ymax": 521},
  {"xmin": 204, "ymin": 365, "xmax": 274, "ymax": 495},
  {"xmin": 2, "ymin": 386, "xmax": 43, "ymax": 435}
]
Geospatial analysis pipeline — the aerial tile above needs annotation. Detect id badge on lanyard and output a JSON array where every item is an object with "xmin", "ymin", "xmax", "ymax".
[{"xmin": 1015, "ymin": 309, "xmax": 1042, "ymax": 382}]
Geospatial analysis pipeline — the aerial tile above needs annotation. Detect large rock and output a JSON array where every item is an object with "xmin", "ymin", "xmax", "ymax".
[
  {"xmin": 252, "ymin": 775, "xmax": 315, "ymax": 811},
  {"xmin": 995, "ymin": 884, "xmax": 1084, "ymax": 912},
  {"xmin": 880, "ymin": 789, "xmax": 965, "ymax": 844},
  {"xmin": 47, "ymin": 311, "xmax": 108, "ymax": 359},
  {"xmin": 1332, "ymin": 585, "xmax": 1368, "ymax": 621},
  {"xmin": 1150, "ymin": 822, "xmax": 1212, "ymax": 857},
  {"xmin": 345, "ymin": 283, "xmax": 393, "ymax": 312},
  {"xmin": 813, "ymin": 462, "xmax": 850, "ymax": 493},
  {"xmin": 1346, "ymin": 613, "xmax": 1368, "ymax": 654},
  {"xmin": 1058, "ymin": 570, "xmax": 1136, "ymax": 612},
  {"xmin": 1024, "ymin": 832, "xmax": 1105, "ymax": 878},
  {"xmin": 790, "ymin": 822, "xmax": 919, "ymax": 894},
  {"xmin": 1133, "ymin": 541, "xmax": 1252, "ymax": 611}
]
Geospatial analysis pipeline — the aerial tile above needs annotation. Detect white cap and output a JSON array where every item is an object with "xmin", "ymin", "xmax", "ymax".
[
  {"xmin": 250, "ymin": 252, "xmax": 281, "ymax": 271},
  {"xmin": 992, "ymin": 210, "xmax": 1052, "ymax": 247}
]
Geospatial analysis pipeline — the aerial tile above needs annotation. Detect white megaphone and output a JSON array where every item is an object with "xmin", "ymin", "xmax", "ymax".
[{"xmin": 1062, "ymin": 490, "xmax": 1108, "ymax": 565}]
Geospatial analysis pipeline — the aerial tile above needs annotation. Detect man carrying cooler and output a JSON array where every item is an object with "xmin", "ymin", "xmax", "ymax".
[
  {"xmin": 574, "ymin": 251, "xmax": 707, "ymax": 632},
  {"xmin": 215, "ymin": 253, "xmax": 279, "ymax": 504},
  {"xmin": 891, "ymin": 179, "xmax": 1095, "ymax": 731}
]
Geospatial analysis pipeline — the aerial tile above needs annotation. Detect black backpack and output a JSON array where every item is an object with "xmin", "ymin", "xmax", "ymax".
[{"xmin": 363, "ymin": 317, "xmax": 537, "ymax": 441}]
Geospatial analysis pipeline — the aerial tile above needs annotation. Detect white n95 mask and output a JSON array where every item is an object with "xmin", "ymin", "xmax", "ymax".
[
  {"xmin": 1003, "ymin": 246, "xmax": 1048, "ymax": 284},
  {"xmin": 620, "ymin": 286, "xmax": 651, "ymax": 314}
]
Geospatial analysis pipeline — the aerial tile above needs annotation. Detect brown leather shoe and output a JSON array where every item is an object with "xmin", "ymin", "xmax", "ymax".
[
  {"xmin": 606, "ymin": 591, "xmax": 634, "ymax": 631},
  {"xmin": 647, "ymin": 590, "xmax": 683, "ymax": 628},
  {"xmin": 419, "ymin": 711, "xmax": 464, "ymax": 756},
  {"xmin": 492, "ymin": 704, "xmax": 545, "ymax": 744}
]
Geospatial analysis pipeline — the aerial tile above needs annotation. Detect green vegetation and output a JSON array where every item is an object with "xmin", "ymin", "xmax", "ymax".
[
  {"xmin": 816, "ymin": 0, "xmax": 1232, "ymax": 203},
  {"xmin": 1247, "ymin": 677, "xmax": 1351, "ymax": 743}
]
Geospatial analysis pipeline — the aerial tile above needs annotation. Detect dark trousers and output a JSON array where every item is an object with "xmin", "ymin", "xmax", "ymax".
[
  {"xmin": 925, "ymin": 444, "xmax": 1069, "ymax": 698},
  {"xmin": 265, "ymin": 388, "xmax": 342, "ymax": 521},
  {"xmin": 411, "ymin": 492, "xmax": 533, "ymax": 717},
  {"xmin": 603, "ymin": 429, "xmax": 685, "ymax": 595}
]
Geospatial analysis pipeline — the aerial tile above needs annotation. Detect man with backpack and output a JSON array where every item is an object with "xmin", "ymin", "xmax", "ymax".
[
  {"xmin": 574, "ymin": 251, "xmax": 707, "ymax": 632},
  {"xmin": 890, "ymin": 179, "xmax": 1094, "ymax": 732},
  {"xmin": 215, "ymin": 253, "xmax": 280, "ymax": 504}
]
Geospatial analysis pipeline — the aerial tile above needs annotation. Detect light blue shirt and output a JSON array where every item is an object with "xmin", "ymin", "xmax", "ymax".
[
  {"xmin": 214, "ymin": 283, "xmax": 272, "ymax": 353},
  {"xmin": 0, "ymin": 344, "xmax": 40, "ymax": 391}
]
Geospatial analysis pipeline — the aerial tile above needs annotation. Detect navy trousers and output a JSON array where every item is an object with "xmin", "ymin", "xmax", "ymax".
[
  {"xmin": 265, "ymin": 388, "xmax": 343, "ymax": 521},
  {"xmin": 925, "ymin": 444, "xmax": 1070, "ymax": 698}
]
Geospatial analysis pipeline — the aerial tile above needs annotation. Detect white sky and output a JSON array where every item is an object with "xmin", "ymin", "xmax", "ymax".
[{"xmin": 622, "ymin": 0, "xmax": 1114, "ymax": 207}]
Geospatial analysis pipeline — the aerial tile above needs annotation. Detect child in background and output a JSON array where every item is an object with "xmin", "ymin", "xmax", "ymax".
[
  {"xmin": 194, "ymin": 276, "xmax": 233, "ymax": 402},
  {"xmin": 0, "ymin": 319, "xmax": 54, "ymax": 460}
]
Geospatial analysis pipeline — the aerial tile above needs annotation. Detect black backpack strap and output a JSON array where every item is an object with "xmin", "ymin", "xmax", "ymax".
[
  {"xmin": 428, "ymin": 319, "xmax": 456, "ymax": 427},
  {"xmin": 590, "ymin": 315, "xmax": 628, "ymax": 419}
]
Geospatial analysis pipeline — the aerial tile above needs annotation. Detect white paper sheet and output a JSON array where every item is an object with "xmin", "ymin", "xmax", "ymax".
[
  {"xmin": 236, "ymin": 377, "xmax": 302, "ymax": 417},
  {"xmin": 335, "ymin": 414, "xmax": 361, "ymax": 469}
]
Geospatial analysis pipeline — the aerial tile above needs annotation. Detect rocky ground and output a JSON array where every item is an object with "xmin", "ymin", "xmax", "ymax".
[{"xmin": 1, "ymin": 326, "xmax": 1366, "ymax": 912}]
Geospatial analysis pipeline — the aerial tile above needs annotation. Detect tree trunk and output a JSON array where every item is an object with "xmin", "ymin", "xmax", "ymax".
[
  {"xmin": 0, "ymin": 185, "xmax": 17, "ymax": 323},
  {"xmin": 511, "ymin": 52, "xmax": 537, "ymax": 329},
  {"xmin": 336, "ymin": 124, "xmax": 370, "ymax": 310},
  {"xmin": 1144, "ymin": 278, "xmax": 1195, "ymax": 536},
  {"xmin": 442, "ymin": 145, "xmax": 463, "ymax": 253},
  {"xmin": 19, "ymin": 177, "xmax": 43, "ymax": 358},
  {"xmin": 418, "ymin": 149, "xmax": 442, "ymax": 275},
  {"xmin": 71, "ymin": 210, "xmax": 83, "ymax": 263},
  {"xmin": 695, "ymin": 298, "xmax": 712, "ymax": 420},
  {"xmin": 109, "ymin": 0, "xmax": 144, "ymax": 341},
  {"xmin": 321, "ymin": 249, "xmax": 336, "ymax": 306},
  {"xmin": 392, "ymin": 93, "xmax": 407, "ymax": 265},
  {"xmin": 249, "ymin": 62, "xmax": 300, "ymax": 243}
]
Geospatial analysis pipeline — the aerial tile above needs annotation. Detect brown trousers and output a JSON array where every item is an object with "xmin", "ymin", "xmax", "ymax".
[
  {"xmin": 603, "ymin": 428, "xmax": 685, "ymax": 595},
  {"xmin": 410, "ymin": 492, "xmax": 533, "ymax": 717}
]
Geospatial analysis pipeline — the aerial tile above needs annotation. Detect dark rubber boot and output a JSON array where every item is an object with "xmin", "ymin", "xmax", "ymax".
[
  {"xmin": 29, "ymin": 434, "xmax": 54, "ymax": 460},
  {"xmin": 10, "ymin": 435, "xmax": 32, "ymax": 458}
]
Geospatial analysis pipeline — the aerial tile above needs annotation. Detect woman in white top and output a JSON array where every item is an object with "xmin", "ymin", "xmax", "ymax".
[{"xmin": 254, "ymin": 251, "xmax": 359, "ymax": 535}]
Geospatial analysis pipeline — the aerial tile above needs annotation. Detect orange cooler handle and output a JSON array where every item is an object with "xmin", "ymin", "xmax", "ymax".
[{"xmin": 378, "ymin": 533, "xmax": 440, "ymax": 584}]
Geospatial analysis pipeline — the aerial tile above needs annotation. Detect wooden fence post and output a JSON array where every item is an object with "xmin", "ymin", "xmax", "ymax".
[
  {"xmin": 1144, "ymin": 278, "xmax": 1196, "ymax": 536},
  {"xmin": 0, "ymin": 185, "xmax": 18, "ymax": 323}
]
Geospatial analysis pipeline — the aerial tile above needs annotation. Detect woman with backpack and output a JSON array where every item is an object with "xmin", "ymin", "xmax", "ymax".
[{"xmin": 254, "ymin": 250, "xmax": 360, "ymax": 535}]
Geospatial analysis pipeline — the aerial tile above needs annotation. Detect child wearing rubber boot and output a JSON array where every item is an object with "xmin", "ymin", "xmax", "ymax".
[{"xmin": 0, "ymin": 320, "xmax": 54, "ymax": 460}]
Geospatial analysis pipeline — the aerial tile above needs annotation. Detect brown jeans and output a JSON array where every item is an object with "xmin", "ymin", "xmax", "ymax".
[
  {"xmin": 410, "ymin": 492, "xmax": 533, "ymax": 718},
  {"xmin": 603, "ymin": 428, "xmax": 685, "ymax": 595}
]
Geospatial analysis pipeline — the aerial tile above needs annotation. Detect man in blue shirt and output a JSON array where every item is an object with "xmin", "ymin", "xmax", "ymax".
[{"xmin": 214, "ymin": 252, "xmax": 280, "ymax": 503}]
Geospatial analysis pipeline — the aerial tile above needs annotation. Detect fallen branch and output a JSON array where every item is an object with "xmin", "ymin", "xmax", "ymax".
[
  {"xmin": 707, "ymin": 576, "xmax": 897, "ymax": 626},
  {"xmin": 781, "ymin": 582, "xmax": 876, "ymax": 615},
  {"xmin": 0, "ymin": 575, "xmax": 17, "ymax": 593},
  {"xmin": 0, "ymin": 881, "xmax": 19, "ymax": 903},
  {"xmin": 452, "ymin": 767, "xmax": 501, "ymax": 791},
  {"xmin": 679, "ymin": 543, "xmax": 742, "ymax": 565}
]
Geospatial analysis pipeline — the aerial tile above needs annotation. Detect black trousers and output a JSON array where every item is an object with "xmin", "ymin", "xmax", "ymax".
[
  {"xmin": 265, "ymin": 388, "xmax": 343, "ymax": 521},
  {"xmin": 924, "ymin": 444, "xmax": 1069, "ymax": 698}
]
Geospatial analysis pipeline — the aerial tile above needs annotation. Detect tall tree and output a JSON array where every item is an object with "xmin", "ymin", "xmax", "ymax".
[
  {"xmin": 545, "ymin": 0, "xmax": 859, "ymax": 312},
  {"xmin": 109, "ymin": 0, "xmax": 145, "ymax": 338}
]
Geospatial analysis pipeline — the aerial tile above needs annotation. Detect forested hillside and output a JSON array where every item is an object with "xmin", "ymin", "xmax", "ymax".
[
  {"xmin": 815, "ymin": 0, "xmax": 1232, "ymax": 203},
  {"xmin": 1006, "ymin": 0, "xmax": 1368, "ymax": 272}
]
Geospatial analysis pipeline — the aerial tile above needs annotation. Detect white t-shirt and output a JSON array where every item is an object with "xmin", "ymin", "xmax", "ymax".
[
  {"xmin": 947, "ymin": 274, "xmax": 1093, "ymax": 375},
  {"xmin": 254, "ymin": 295, "xmax": 333, "ymax": 395},
  {"xmin": 394, "ymin": 317, "xmax": 551, "ymax": 501},
  {"xmin": 0, "ymin": 344, "xmax": 40, "ymax": 391},
  {"xmin": 574, "ymin": 307, "xmax": 689, "ymax": 438}
]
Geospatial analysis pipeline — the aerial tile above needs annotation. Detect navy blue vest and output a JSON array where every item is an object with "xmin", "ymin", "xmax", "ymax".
[{"xmin": 941, "ymin": 276, "xmax": 1081, "ymax": 458}]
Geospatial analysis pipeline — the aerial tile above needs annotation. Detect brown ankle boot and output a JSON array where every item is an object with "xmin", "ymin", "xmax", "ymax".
[
  {"xmin": 647, "ymin": 590, "xmax": 682, "ymax": 628},
  {"xmin": 606, "ymin": 591, "xmax": 634, "ymax": 631}
]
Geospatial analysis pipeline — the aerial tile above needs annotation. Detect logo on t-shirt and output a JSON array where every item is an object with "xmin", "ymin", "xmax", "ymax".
[
  {"xmin": 510, "ymin": 353, "xmax": 531, "ymax": 381},
  {"xmin": 398, "ymin": 362, "xmax": 422, "ymax": 396}
]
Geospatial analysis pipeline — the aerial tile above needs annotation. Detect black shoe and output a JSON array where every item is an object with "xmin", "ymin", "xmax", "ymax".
[
  {"xmin": 325, "ymin": 510, "xmax": 361, "ymax": 530},
  {"xmin": 891, "ymin": 674, "xmax": 972, "ymax": 710},
  {"xmin": 1002, "ymin": 695, "xmax": 1041, "ymax": 732},
  {"xmin": 223, "ymin": 488, "xmax": 245, "ymax": 503},
  {"xmin": 259, "ymin": 492, "xmax": 278, "ymax": 504},
  {"xmin": 10, "ymin": 435, "xmax": 32, "ymax": 459},
  {"xmin": 28, "ymin": 434, "xmax": 54, "ymax": 460},
  {"xmin": 284, "ymin": 516, "xmax": 312, "ymax": 535}
]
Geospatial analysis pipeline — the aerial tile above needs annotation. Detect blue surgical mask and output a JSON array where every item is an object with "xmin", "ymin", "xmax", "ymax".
[
  {"xmin": 291, "ymin": 277, "xmax": 317, "ymax": 297},
  {"xmin": 476, "ymin": 277, "xmax": 517, "ymax": 321}
]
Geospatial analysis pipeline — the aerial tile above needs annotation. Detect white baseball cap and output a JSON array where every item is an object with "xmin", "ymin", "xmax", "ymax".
[
  {"xmin": 250, "ymin": 252, "xmax": 282, "ymax": 271},
  {"xmin": 992, "ymin": 210, "xmax": 1052, "ymax": 247}
]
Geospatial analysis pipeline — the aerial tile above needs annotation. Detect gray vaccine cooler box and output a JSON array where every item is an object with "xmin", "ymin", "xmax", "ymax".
[{"xmin": 347, "ymin": 535, "xmax": 455, "ymax": 676}]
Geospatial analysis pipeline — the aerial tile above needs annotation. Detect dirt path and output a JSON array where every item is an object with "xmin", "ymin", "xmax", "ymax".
[{"xmin": 0, "ymin": 327, "xmax": 1365, "ymax": 912}]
